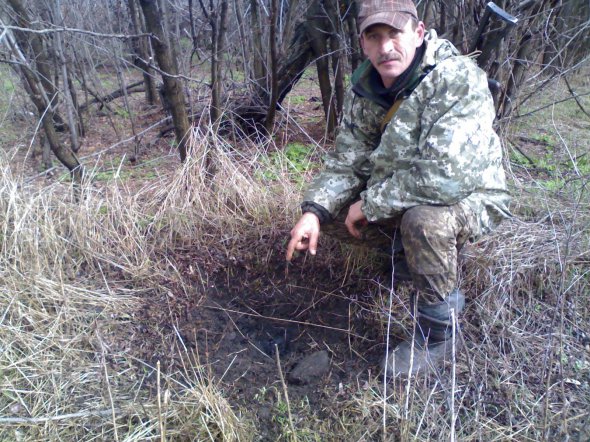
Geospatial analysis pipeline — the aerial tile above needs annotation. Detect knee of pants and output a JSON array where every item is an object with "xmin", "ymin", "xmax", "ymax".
[
  {"xmin": 399, "ymin": 205, "xmax": 458, "ymax": 271},
  {"xmin": 400, "ymin": 206, "xmax": 447, "ymax": 241}
]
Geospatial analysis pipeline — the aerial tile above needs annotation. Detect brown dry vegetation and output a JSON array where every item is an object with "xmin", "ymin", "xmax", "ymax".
[{"xmin": 0, "ymin": 65, "xmax": 589, "ymax": 441}]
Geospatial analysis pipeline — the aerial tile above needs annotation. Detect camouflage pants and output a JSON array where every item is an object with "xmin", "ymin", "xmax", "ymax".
[{"xmin": 322, "ymin": 202, "xmax": 478, "ymax": 305}]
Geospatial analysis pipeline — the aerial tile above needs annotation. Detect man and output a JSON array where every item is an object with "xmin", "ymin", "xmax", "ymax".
[{"xmin": 286, "ymin": 0, "xmax": 511, "ymax": 377}]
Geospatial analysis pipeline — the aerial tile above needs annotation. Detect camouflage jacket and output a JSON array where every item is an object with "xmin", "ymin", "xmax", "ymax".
[{"xmin": 302, "ymin": 30, "xmax": 511, "ymax": 239}]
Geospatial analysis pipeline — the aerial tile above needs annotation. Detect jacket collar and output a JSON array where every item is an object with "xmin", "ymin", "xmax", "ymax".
[{"xmin": 351, "ymin": 30, "xmax": 459, "ymax": 108}]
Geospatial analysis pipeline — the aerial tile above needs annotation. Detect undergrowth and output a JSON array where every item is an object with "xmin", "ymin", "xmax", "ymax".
[{"xmin": 1, "ymin": 78, "xmax": 589, "ymax": 441}]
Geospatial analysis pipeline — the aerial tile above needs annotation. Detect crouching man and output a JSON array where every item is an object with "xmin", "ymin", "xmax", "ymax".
[{"xmin": 286, "ymin": 0, "xmax": 511, "ymax": 377}]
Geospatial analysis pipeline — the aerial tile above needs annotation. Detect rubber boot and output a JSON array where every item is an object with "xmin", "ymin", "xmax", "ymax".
[{"xmin": 383, "ymin": 290, "xmax": 465, "ymax": 378}]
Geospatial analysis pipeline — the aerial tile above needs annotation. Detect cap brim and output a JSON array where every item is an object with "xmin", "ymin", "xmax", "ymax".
[{"xmin": 359, "ymin": 12, "xmax": 412, "ymax": 35}]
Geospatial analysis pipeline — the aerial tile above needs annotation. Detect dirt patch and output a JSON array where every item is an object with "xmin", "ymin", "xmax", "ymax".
[{"xmin": 112, "ymin": 238, "xmax": 400, "ymax": 439}]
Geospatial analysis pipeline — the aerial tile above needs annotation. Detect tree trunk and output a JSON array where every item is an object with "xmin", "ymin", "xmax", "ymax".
[
  {"xmin": 279, "ymin": 0, "xmax": 301, "ymax": 58},
  {"xmin": 264, "ymin": 0, "xmax": 279, "ymax": 134},
  {"xmin": 6, "ymin": 0, "xmax": 66, "ymax": 131},
  {"xmin": 209, "ymin": 0, "xmax": 230, "ymax": 125},
  {"xmin": 250, "ymin": 0, "xmax": 267, "ymax": 96},
  {"xmin": 14, "ymin": 56, "xmax": 83, "ymax": 181},
  {"xmin": 127, "ymin": 0, "xmax": 159, "ymax": 105},
  {"xmin": 54, "ymin": 0, "xmax": 80, "ymax": 153},
  {"xmin": 67, "ymin": 65, "xmax": 84, "ymax": 137},
  {"xmin": 232, "ymin": 0, "xmax": 250, "ymax": 78},
  {"xmin": 328, "ymin": 0, "xmax": 345, "ymax": 118},
  {"xmin": 6, "ymin": 0, "xmax": 57, "ymax": 102},
  {"xmin": 344, "ymin": 0, "xmax": 362, "ymax": 72},
  {"xmin": 276, "ymin": 23, "xmax": 313, "ymax": 104},
  {"xmin": 307, "ymin": 2, "xmax": 337, "ymax": 135},
  {"xmin": 4, "ymin": 0, "xmax": 83, "ymax": 182},
  {"xmin": 139, "ymin": 0, "xmax": 191, "ymax": 162}
]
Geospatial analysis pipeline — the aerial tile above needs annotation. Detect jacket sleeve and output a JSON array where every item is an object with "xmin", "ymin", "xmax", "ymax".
[
  {"xmin": 361, "ymin": 56, "xmax": 499, "ymax": 222},
  {"xmin": 302, "ymin": 90, "xmax": 384, "ymax": 218}
]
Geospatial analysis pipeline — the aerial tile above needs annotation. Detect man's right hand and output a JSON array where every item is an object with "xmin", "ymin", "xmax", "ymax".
[{"xmin": 285, "ymin": 212, "xmax": 320, "ymax": 262}]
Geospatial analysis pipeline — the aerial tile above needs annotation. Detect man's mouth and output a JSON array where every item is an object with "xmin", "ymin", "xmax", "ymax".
[{"xmin": 378, "ymin": 55, "xmax": 400, "ymax": 65}]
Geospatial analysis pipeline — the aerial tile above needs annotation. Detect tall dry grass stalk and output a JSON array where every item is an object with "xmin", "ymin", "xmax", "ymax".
[{"xmin": 0, "ymin": 126, "xmax": 284, "ymax": 440}]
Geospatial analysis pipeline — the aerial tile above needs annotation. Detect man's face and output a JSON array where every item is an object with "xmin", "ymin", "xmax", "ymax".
[{"xmin": 360, "ymin": 20, "xmax": 425, "ymax": 88}]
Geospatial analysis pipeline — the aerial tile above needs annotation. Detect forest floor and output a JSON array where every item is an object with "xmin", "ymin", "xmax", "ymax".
[{"xmin": 1, "ymin": 67, "xmax": 590, "ymax": 441}]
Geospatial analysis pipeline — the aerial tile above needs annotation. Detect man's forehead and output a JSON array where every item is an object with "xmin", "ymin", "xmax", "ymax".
[{"xmin": 363, "ymin": 23, "xmax": 402, "ymax": 34}]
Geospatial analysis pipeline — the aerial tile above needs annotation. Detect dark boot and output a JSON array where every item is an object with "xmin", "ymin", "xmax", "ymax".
[{"xmin": 383, "ymin": 290, "xmax": 465, "ymax": 378}]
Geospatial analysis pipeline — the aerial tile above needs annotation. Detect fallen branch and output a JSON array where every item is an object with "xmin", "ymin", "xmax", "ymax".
[{"xmin": 81, "ymin": 81, "xmax": 144, "ymax": 111}]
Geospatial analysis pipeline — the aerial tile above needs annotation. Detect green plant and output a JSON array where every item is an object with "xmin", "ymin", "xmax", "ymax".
[
  {"xmin": 259, "ymin": 142, "xmax": 316, "ymax": 186},
  {"xmin": 2, "ymin": 77, "xmax": 16, "ymax": 94},
  {"xmin": 288, "ymin": 95, "xmax": 307, "ymax": 105},
  {"xmin": 114, "ymin": 107, "xmax": 130, "ymax": 119},
  {"xmin": 94, "ymin": 169, "xmax": 132, "ymax": 181},
  {"xmin": 509, "ymin": 149, "xmax": 530, "ymax": 167}
]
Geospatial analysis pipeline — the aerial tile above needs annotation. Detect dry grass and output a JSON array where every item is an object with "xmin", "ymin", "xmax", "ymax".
[
  {"xmin": 1, "ymin": 78, "xmax": 589, "ymax": 442},
  {"xmin": 0, "ymin": 133, "xmax": 266, "ymax": 440}
]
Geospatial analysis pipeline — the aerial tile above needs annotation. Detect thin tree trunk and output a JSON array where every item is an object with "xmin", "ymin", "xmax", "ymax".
[
  {"xmin": 54, "ymin": 0, "xmax": 80, "ymax": 153},
  {"xmin": 127, "ymin": 0, "xmax": 159, "ymax": 105},
  {"xmin": 139, "ymin": 0, "xmax": 191, "ymax": 162},
  {"xmin": 264, "ymin": 0, "xmax": 279, "ymax": 134},
  {"xmin": 307, "ymin": 4, "xmax": 337, "ymax": 135},
  {"xmin": 117, "ymin": 64, "xmax": 141, "ymax": 160},
  {"xmin": 280, "ymin": 0, "xmax": 301, "ymax": 57},
  {"xmin": 499, "ymin": 30, "xmax": 534, "ymax": 118},
  {"xmin": 208, "ymin": 0, "xmax": 229, "ymax": 125},
  {"xmin": 188, "ymin": 0, "xmax": 202, "ymax": 64},
  {"xmin": 3, "ymin": 7, "xmax": 82, "ymax": 183},
  {"xmin": 327, "ymin": 0, "xmax": 345, "ymax": 118},
  {"xmin": 233, "ymin": 0, "xmax": 250, "ymax": 78},
  {"xmin": 67, "ymin": 65, "xmax": 84, "ymax": 137},
  {"xmin": 250, "ymin": 0, "xmax": 267, "ymax": 95}
]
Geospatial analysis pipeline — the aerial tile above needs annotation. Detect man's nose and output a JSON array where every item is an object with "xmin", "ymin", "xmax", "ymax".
[{"xmin": 380, "ymin": 38, "xmax": 395, "ymax": 54}]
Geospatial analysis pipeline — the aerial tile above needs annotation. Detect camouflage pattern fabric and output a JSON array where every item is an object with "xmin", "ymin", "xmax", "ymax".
[
  {"xmin": 303, "ymin": 30, "xmax": 511, "ymax": 243},
  {"xmin": 400, "ymin": 203, "xmax": 476, "ymax": 304},
  {"xmin": 323, "ymin": 202, "xmax": 477, "ymax": 304},
  {"xmin": 321, "ymin": 203, "xmax": 402, "ymax": 250}
]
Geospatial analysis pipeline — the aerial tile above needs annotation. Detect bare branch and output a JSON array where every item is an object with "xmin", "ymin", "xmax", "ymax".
[
  {"xmin": 512, "ymin": 91, "xmax": 590, "ymax": 120},
  {"xmin": 0, "ymin": 24, "xmax": 156, "ymax": 41}
]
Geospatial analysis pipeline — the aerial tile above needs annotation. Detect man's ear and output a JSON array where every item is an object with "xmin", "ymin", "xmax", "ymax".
[
  {"xmin": 359, "ymin": 33, "xmax": 367, "ymax": 56},
  {"xmin": 415, "ymin": 21, "xmax": 426, "ymax": 46}
]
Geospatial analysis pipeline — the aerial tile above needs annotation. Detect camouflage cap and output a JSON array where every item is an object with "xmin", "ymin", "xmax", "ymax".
[{"xmin": 358, "ymin": 0, "xmax": 418, "ymax": 34}]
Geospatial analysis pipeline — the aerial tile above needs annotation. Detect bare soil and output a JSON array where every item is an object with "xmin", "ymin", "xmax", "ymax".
[{"xmin": 113, "ymin": 239, "xmax": 395, "ymax": 439}]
